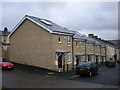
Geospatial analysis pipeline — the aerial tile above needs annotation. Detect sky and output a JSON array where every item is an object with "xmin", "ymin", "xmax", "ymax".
[{"xmin": 0, "ymin": 2, "xmax": 118, "ymax": 40}]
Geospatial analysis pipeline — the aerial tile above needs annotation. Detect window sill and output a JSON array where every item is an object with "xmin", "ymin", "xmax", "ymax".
[
  {"xmin": 67, "ymin": 45, "xmax": 71, "ymax": 47},
  {"xmin": 58, "ymin": 42, "xmax": 62, "ymax": 44}
]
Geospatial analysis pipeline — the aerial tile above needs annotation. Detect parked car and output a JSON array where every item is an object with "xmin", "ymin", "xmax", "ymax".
[
  {"xmin": 0, "ymin": 57, "xmax": 14, "ymax": 69},
  {"xmin": 105, "ymin": 60, "xmax": 116, "ymax": 67},
  {"xmin": 116, "ymin": 60, "xmax": 120, "ymax": 64},
  {"xmin": 76, "ymin": 61, "xmax": 99, "ymax": 77}
]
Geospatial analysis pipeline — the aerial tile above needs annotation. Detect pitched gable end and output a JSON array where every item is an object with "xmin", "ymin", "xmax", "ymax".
[{"xmin": 8, "ymin": 15, "xmax": 53, "ymax": 37}]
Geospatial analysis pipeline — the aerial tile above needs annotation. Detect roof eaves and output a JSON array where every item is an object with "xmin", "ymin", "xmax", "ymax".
[{"xmin": 51, "ymin": 31, "xmax": 74, "ymax": 36}]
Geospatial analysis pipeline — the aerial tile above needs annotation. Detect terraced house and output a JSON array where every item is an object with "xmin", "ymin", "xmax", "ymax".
[
  {"xmin": 7, "ymin": 15, "xmax": 119, "ymax": 72},
  {"xmin": 73, "ymin": 31, "xmax": 86, "ymax": 66},
  {"xmin": 0, "ymin": 28, "xmax": 10, "ymax": 58},
  {"xmin": 8, "ymin": 15, "xmax": 74, "ymax": 72},
  {"xmin": 73, "ymin": 31, "xmax": 104, "ymax": 65},
  {"xmin": 88, "ymin": 34, "xmax": 118, "ymax": 61}
]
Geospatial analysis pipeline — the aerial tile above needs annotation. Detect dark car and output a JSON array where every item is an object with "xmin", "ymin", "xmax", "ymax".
[
  {"xmin": 116, "ymin": 60, "xmax": 120, "ymax": 64},
  {"xmin": 105, "ymin": 60, "xmax": 116, "ymax": 67},
  {"xmin": 76, "ymin": 61, "xmax": 99, "ymax": 77}
]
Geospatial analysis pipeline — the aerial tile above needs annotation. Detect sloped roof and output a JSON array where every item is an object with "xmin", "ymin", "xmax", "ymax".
[
  {"xmin": 27, "ymin": 15, "xmax": 74, "ymax": 34},
  {"xmin": 8, "ymin": 15, "xmax": 74, "ymax": 37},
  {"xmin": 73, "ymin": 31, "xmax": 95, "ymax": 43},
  {"xmin": 73, "ymin": 31, "xmax": 103, "ymax": 46},
  {"xmin": 107, "ymin": 40, "xmax": 119, "ymax": 45}
]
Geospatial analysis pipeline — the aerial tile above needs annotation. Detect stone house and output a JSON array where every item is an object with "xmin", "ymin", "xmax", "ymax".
[{"xmin": 8, "ymin": 15, "xmax": 74, "ymax": 72}]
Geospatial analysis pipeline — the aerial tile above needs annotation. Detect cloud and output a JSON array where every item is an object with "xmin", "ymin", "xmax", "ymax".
[
  {"xmin": 78, "ymin": 29, "xmax": 118, "ymax": 40},
  {"xmin": 1, "ymin": 2, "xmax": 118, "ymax": 40}
]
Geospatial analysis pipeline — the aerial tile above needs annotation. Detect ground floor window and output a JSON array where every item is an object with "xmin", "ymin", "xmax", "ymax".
[{"xmin": 67, "ymin": 53, "xmax": 72, "ymax": 64}]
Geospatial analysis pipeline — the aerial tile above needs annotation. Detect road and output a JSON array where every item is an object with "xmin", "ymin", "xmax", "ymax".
[
  {"xmin": 2, "ymin": 63, "xmax": 120, "ymax": 88},
  {"xmin": 69, "ymin": 64, "xmax": 119, "ymax": 86}
]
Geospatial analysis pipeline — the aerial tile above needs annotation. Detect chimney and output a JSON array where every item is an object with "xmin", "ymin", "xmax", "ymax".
[
  {"xmin": 88, "ymin": 34, "xmax": 94, "ymax": 38},
  {"xmin": 101, "ymin": 39, "xmax": 104, "ymax": 42},
  {"xmin": 93, "ymin": 36, "xmax": 98, "ymax": 39},
  {"xmin": 4, "ymin": 27, "xmax": 8, "ymax": 33},
  {"xmin": 98, "ymin": 38, "xmax": 101, "ymax": 40}
]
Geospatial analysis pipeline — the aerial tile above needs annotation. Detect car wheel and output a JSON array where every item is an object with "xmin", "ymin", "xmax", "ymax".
[
  {"xmin": 95, "ymin": 71, "xmax": 98, "ymax": 75},
  {"xmin": 89, "ymin": 72, "xmax": 92, "ymax": 77},
  {"xmin": 76, "ymin": 71, "xmax": 79, "ymax": 75}
]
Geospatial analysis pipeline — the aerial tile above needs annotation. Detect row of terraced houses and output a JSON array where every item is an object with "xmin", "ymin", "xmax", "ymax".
[{"xmin": 1, "ymin": 15, "xmax": 120, "ymax": 72}]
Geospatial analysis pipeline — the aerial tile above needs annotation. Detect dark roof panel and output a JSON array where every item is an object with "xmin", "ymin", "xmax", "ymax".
[{"xmin": 27, "ymin": 15, "xmax": 74, "ymax": 34}]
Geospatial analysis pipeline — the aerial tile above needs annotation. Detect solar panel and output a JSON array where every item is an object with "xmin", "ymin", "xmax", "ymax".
[{"xmin": 40, "ymin": 19, "xmax": 52, "ymax": 26}]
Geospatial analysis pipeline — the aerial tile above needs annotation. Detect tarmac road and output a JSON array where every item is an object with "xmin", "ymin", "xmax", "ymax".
[
  {"xmin": 69, "ymin": 64, "xmax": 119, "ymax": 86},
  {"xmin": 2, "ymin": 63, "xmax": 120, "ymax": 88}
]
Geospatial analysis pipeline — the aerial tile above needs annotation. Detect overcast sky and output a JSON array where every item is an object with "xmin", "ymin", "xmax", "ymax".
[{"xmin": 0, "ymin": 2, "xmax": 118, "ymax": 40}]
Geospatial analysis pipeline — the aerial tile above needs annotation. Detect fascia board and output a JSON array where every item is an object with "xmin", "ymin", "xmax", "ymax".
[{"xmin": 51, "ymin": 32, "xmax": 74, "ymax": 36}]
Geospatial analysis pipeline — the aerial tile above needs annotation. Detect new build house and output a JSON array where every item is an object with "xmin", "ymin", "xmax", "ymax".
[
  {"xmin": 8, "ymin": 15, "xmax": 74, "ymax": 72},
  {"xmin": 7, "ymin": 15, "xmax": 119, "ymax": 72},
  {"xmin": 73, "ymin": 31, "xmax": 86, "ymax": 66}
]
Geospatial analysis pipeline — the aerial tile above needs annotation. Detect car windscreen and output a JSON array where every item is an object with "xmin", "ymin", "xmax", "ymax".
[{"xmin": 78, "ymin": 62, "xmax": 91, "ymax": 67}]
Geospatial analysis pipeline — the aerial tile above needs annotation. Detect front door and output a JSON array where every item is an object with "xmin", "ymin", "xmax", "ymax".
[
  {"xmin": 101, "ymin": 56, "xmax": 104, "ymax": 63},
  {"xmin": 96, "ymin": 56, "xmax": 98, "ymax": 64},
  {"xmin": 76, "ymin": 56, "xmax": 79, "ymax": 66},
  {"xmin": 58, "ymin": 54, "xmax": 62, "ymax": 68},
  {"xmin": 88, "ymin": 55, "xmax": 91, "ymax": 61}
]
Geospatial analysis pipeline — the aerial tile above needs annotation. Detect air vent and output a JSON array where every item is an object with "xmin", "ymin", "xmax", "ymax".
[{"xmin": 41, "ymin": 19, "xmax": 52, "ymax": 26}]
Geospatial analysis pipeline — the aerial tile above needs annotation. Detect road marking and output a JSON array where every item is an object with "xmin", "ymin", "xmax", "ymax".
[{"xmin": 70, "ymin": 75, "xmax": 79, "ymax": 79}]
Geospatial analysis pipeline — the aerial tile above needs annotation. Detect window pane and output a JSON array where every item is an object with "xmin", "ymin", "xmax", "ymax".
[
  {"xmin": 67, "ymin": 36, "xmax": 71, "ymax": 46},
  {"xmin": 58, "ymin": 35, "xmax": 61, "ymax": 43},
  {"xmin": 76, "ymin": 41, "xmax": 78, "ymax": 47}
]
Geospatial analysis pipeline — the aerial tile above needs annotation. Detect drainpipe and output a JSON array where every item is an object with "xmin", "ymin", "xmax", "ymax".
[
  {"xmin": 94, "ymin": 43, "xmax": 96, "ymax": 62},
  {"xmin": 72, "ymin": 36, "xmax": 74, "ymax": 70},
  {"xmin": 100, "ymin": 45, "xmax": 102, "ymax": 64},
  {"xmin": 85, "ymin": 40, "xmax": 87, "ymax": 61},
  {"xmin": 105, "ymin": 46, "xmax": 107, "ymax": 62}
]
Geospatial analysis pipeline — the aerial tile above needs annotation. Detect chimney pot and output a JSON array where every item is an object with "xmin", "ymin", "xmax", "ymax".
[
  {"xmin": 88, "ymin": 34, "xmax": 94, "ymax": 38},
  {"xmin": 94, "ymin": 36, "xmax": 98, "ymax": 39}
]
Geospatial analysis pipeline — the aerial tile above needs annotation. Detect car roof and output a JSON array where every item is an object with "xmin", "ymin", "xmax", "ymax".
[{"xmin": 80, "ymin": 61, "xmax": 94, "ymax": 63}]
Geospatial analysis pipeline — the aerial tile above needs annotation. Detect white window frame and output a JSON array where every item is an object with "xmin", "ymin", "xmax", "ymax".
[
  {"xmin": 58, "ymin": 35, "xmax": 62, "ymax": 43},
  {"xmin": 76, "ymin": 41, "xmax": 78, "ymax": 48},
  {"xmin": 67, "ymin": 36, "xmax": 71, "ymax": 46},
  {"xmin": 3, "ymin": 46, "xmax": 7, "ymax": 50},
  {"xmin": 67, "ymin": 53, "xmax": 72, "ymax": 64}
]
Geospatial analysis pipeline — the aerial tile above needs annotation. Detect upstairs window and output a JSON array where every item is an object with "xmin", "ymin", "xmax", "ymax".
[
  {"xmin": 81, "ymin": 42, "xmax": 85, "ymax": 50},
  {"xmin": 87, "ymin": 44, "xmax": 90, "ymax": 49},
  {"xmin": 76, "ymin": 41, "xmax": 78, "ymax": 47},
  {"xmin": 67, "ymin": 36, "xmax": 71, "ymax": 46},
  {"xmin": 4, "ymin": 38, "xmax": 6, "ymax": 43},
  {"xmin": 58, "ymin": 35, "xmax": 62, "ymax": 43}
]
